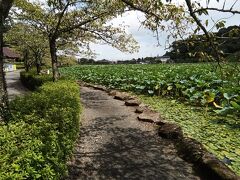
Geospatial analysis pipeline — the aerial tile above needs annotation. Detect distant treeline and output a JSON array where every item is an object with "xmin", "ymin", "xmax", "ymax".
[
  {"xmin": 78, "ymin": 56, "xmax": 171, "ymax": 65},
  {"xmin": 78, "ymin": 25, "xmax": 240, "ymax": 65}
]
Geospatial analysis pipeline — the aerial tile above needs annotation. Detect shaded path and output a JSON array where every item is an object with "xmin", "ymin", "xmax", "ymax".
[
  {"xmin": 67, "ymin": 86, "xmax": 204, "ymax": 180},
  {"xmin": 6, "ymin": 70, "xmax": 28, "ymax": 100}
]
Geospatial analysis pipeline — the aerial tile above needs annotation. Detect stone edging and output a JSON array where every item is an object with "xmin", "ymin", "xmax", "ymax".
[{"xmin": 79, "ymin": 81, "xmax": 240, "ymax": 180}]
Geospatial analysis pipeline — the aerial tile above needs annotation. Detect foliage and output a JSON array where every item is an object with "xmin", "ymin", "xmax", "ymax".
[
  {"xmin": 0, "ymin": 80, "xmax": 81, "ymax": 179},
  {"xmin": 121, "ymin": 0, "xmax": 240, "ymax": 63},
  {"xmin": 4, "ymin": 23, "xmax": 49, "ymax": 73},
  {"xmin": 20, "ymin": 70, "xmax": 52, "ymax": 90},
  {"xmin": 0, "ymin": 122, "xmax": 54, "ymax": 179},
  {"xmin": 58, "ymin": 55, "xmax": 78, "ymax": 67},
  {"xmin": 61, "ymin": 64, "xmax": 240, "ymax": 116},
  {"xmin": 227, "ymin": 51, "xmax": 240, "ymax": 62},
  {"xmin": 61, "ymin": 63, "xmax": 240, "ymax": 175},
  {"xmin": 138, "ymin": 95, "xmax": 240, "ymax": 175},
  {"xmin": 166, "ymin": 26, "xmax": 240, "ymax": 62},
  {"xmin": 13, "ymin": 0, "xmax": 139, "ymax": 80},
  {"xmin": 119, "ymin": 0, "xmax": 190, "ymax": 39},
  {"xmin": 77, "ymin": 56, "xmax": 167, "ymax": 65}
]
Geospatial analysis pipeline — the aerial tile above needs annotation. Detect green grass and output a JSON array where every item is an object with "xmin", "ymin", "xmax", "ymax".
[{"xmin": 138, "ymin": 95, "xmax": 240, "ymax": 175}]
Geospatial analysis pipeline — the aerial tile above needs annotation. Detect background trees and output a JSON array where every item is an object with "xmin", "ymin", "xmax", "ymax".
[
  {"xmin": 120, "ymin": 0, "xmax": 240, "ymax": 63},
  {"xmin": 14, "ymin": 0, "xmax": 138, "ymax": 81},
  {"xmin": 183, "ymin": 0, "xmax": 240, "ymax": 62},
  {"xmin": 5, "ymin": 23, "xmax": 49, "ymax": 73},
  {"xmin": 166, "ymin": 25, "xmax": 240, "ymax": 63}
]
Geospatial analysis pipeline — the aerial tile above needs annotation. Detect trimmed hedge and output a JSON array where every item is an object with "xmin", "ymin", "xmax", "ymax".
[
  {"xmin": 20, "ymin": 71, "xmax": 52, "ymax": 90},
  {"xmin": 0, "ymin": 80, "xmax": 81, "ymax": 179}
]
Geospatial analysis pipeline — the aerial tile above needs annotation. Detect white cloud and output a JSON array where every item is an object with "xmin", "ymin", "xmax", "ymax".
[
  {"xmin": 89, "ymin": 11, "xmax": 167, "ymax": 61},
  {"xmin": 89, "ymin": 1, "xmax": 240, "ymax": 61}
]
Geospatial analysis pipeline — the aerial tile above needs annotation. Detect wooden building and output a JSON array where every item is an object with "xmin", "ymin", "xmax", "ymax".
[{"xmin": 3, "ymin": 47, "xmax": 20, "ymax": 72}]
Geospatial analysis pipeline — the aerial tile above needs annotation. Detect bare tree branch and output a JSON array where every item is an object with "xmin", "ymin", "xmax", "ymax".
[
  {"xmin": 194, "ymin": 7, "xmax": 240, "ymax": 15},
  {"xmin": 59, "ymin": 12, "xmax": 109, "ymax": 34},
  {"xmin": 53, "ymin": 1, "xmax": 71, "ymax": 37},
  {"xmin": 120, "ymin": 0, "xmax": 163, "ymax": 20},
  {"xmin": 185, "ymin": 0, "xmax": 210, "ymax": 39},
  {"xmin": 185, "ymin": 0, "xmax": 225, "ymax": 65},
  {"xmin": 230, "ymin": 0, "xmax": 238, "ymax": 10}
]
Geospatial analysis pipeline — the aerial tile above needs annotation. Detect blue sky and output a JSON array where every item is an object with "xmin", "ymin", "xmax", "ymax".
[{"xmin": 90, "ymin": 1, "xmax": 240, "ymax": 61}]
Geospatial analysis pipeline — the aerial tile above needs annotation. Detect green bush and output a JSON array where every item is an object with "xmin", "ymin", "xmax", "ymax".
[
  {"xmin": 20, "ymin": 71, "xmax": 52, "ymax": 90},
  {"xmin": 0, "ymin": 80, "xmax": 81, "ymax": 179},
  {"xmin": 0, "ymin": 122, "xmax": 55, "ymax": 179}
]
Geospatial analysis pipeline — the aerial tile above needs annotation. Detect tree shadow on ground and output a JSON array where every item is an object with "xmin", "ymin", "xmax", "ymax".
[{"xmin": 67, "ymin": 115, "xmax": 203, "ymax": 180}]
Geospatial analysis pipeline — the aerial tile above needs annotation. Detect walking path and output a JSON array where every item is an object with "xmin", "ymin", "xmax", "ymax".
[
  {"xmin": 6, "ymin": 70, "xmax": 28, "ymax": 100},
  {"xmin": 67, "ymin": 86, "xmax": 206, "ymax": 180}
]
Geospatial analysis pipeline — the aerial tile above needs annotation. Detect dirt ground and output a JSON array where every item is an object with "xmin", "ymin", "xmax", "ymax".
[{"xmin": 67, "ymin": 86, "xmax": 207, "ymax": 180}]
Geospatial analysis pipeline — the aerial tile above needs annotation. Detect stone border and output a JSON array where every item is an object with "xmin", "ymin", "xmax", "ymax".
[{"xmin": 79, "ymin": 81, "xmax": 240, "ymax": 180}]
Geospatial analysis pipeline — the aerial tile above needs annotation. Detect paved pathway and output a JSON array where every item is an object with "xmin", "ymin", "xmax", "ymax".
[
  {"xmin": 6, "ymin": 70, "xmax": 28, "ymax": 100},
  {"xmin": 67, "ymin": 86, "xmax": 207, "ymax": 180}
]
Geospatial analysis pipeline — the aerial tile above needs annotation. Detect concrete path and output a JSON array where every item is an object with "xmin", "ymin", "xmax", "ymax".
[
  {"xmin": 6, "ymin": 70, "xmax": 28, "ymax": 100},
  {"xmin": 67, "ymin": 86, "xmax": 207, "ymax": 180}
]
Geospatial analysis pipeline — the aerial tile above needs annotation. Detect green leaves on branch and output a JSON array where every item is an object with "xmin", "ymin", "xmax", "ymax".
[{"xmin": 13, "ymin": 0, "xmax": 139, "ymax": 54}]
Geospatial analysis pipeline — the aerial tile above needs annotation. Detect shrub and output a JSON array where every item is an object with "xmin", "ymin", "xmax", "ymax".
[
  {"xmin": 20, "ymin": 70, "xmax": 52, "ymax": 90},
  {"xmin": 0, "ymin": 122, "xmax": 56, "ymax": 179},
  {"xmin": 0, "ymin": 80, "xmax": 81, "ymax": 179}
]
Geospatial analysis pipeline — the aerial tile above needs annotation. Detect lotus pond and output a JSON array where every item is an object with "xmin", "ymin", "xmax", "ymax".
[{"xmin": 61, "ymin": 63, "xmax": 240, "ymax": 174}]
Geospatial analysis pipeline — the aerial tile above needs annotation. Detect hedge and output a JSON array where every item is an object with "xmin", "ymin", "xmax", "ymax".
[
  {"xmin": 20, "ymin": 71, "xmax": 52, "ymax": 90},
  {"xmin": 0, "ymin": 80, "xmax": 81, "ymax": 179}
]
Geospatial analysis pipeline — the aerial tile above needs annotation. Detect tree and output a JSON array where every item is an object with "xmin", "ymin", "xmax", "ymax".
[
  {"xmin": 120, "ymin": 0, "xmax": 190, "ymax": 40},
  {"xmin": 5, "ymin": 23, "xmax": 49, "ymax": 74},
  {"xmin": 14, "ymin": 0, "xmax": 138, "ymax": 81},
  {"xmin": 167, "ymin": 25, "xmax": 240, "ymax": 62},
  {"xmin": 120, "ymin": 0, "xmax": 240, "ymax": 63},
  {"xmin": 58, "ymin": 55, "xmax": 78, "ymax": 67},
  {"xmin": 177, "ymin": 0, "xmax": 240, "ymax": 63},
  {"xmin": 0, "ymin": 0, "xmax": 14, "ymax": 121}
]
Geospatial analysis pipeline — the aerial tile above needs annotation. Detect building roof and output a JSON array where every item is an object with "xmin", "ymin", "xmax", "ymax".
[{"xmin": 3, "ymin": 47, "xmax": 20, "ymax": 59}]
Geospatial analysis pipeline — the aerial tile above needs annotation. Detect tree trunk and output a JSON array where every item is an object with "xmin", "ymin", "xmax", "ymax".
[
  {"xmin": 0, "ymin": 5, "xmax": 9, "ymax": 121},
  {"xmin": 35, "ymin": 51, "xmax": 41, "ymax": 75},
  {"xmin": 23, "ymin": 49, "xmax": 30, "ymax": 72},
  {"xmin": 36, "ymin": 61, "xmax": 41, "ymax": 74},
  {"xmin": 49, "ymin": 37, "xmax": 60, "ymax": 81}
]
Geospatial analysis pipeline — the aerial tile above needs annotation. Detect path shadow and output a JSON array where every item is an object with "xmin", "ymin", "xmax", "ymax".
[{"xmin": 67, "ymin": 116, "xmax": 202, "ymax": 180}]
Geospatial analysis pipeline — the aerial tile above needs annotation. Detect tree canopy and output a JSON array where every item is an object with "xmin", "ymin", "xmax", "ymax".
[
  {"xmin": 166, "ymin": 25, "xmax": 240, "ymax": 62},
  {"xmin": 120, "ymin": 0, "xmax": 240, "ymax": 62},
  {"xmin": 5, "ymin": 23, "xmax": 49, "ymax": 73},
  {"xmin": 13, "ymin": 0, "xmax": 139, "ymax": 80}
]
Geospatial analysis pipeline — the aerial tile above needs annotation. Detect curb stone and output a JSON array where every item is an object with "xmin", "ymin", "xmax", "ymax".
[
  {"xmin": 125, "ymin": 99, "xmax": 141, "ymax": 106},
  {"xmin": 81, "ymin": 82, "xmax": 240, "ymax": 179}
]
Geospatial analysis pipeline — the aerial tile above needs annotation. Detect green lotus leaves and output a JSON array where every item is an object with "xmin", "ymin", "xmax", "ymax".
[{"xmin": 60, "ymin": 63, "xmax": 240, "ymax": 116}]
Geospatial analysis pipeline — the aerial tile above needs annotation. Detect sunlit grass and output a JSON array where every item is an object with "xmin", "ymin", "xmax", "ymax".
[{"xmin": 138, "ymin": 95, "xmax": 240, "ymax": 175}]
